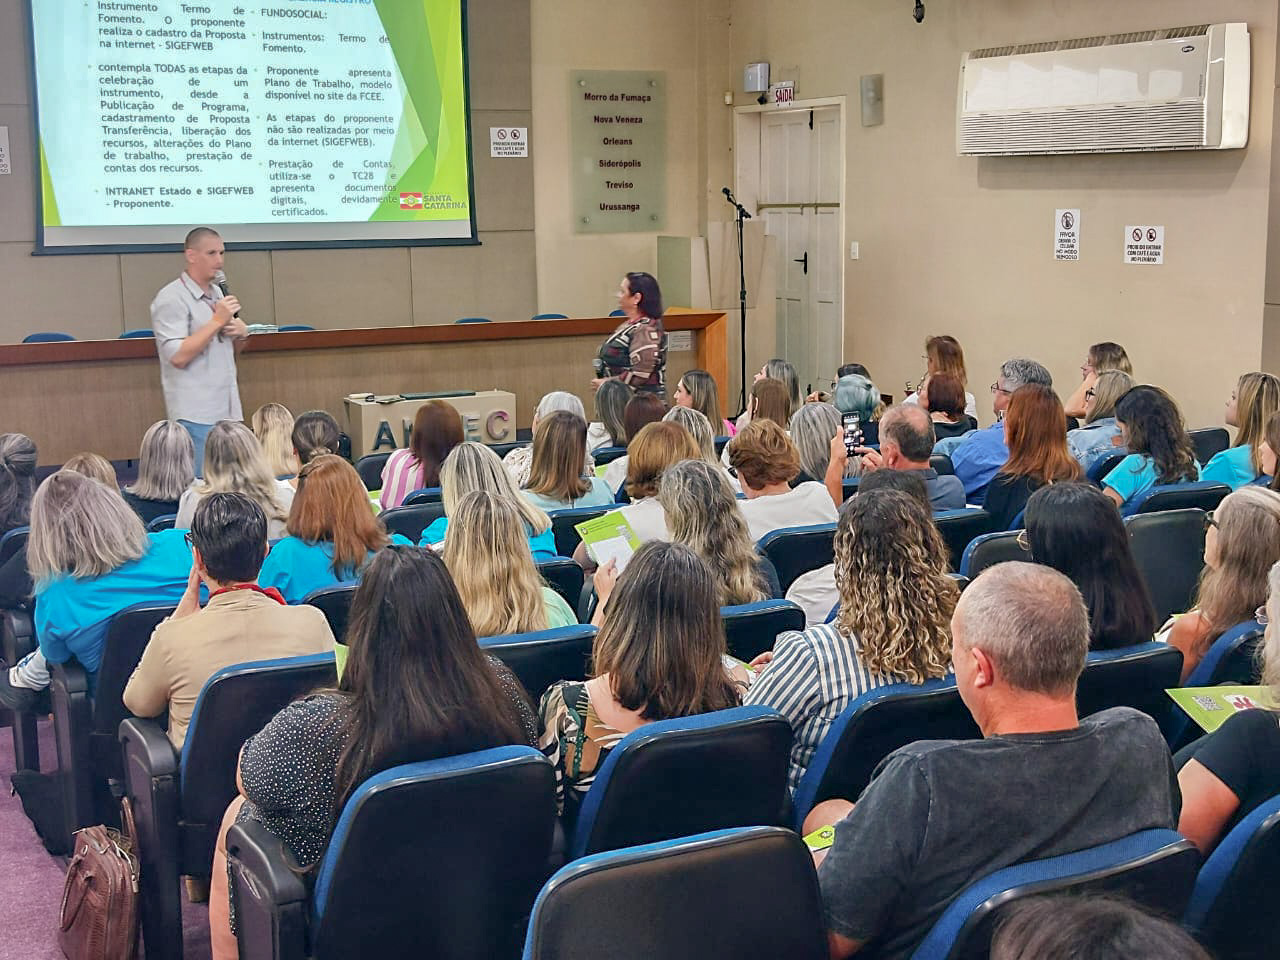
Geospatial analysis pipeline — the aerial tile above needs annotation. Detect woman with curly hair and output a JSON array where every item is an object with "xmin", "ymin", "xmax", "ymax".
[
  {"xmin": 745, "ymin": 488, "xmax": 957, "ymax": 790},
  {"xmin": 1102, "ymin": 385, "xmax": 1199, "ymax": 511}
]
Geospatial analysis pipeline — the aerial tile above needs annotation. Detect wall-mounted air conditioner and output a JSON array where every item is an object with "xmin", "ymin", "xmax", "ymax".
[{"xmin": 957, "ymin": 23, "xmax": 1249, "ymax": 156}]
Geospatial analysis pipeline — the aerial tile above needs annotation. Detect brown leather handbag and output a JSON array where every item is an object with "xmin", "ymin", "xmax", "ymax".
[{"xmin": 58, "ymin": 799, "xmax": 140, "ymax": 960}]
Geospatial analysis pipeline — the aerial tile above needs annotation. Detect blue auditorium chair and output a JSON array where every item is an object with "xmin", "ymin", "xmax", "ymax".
[
  {"xmin": 958, "ymin": 530, "xmax": 1025, "ymax": 579},
  {"xmin": 714, "ymin": 436, "xmax": 730, "ymax": 456},
  {"xmin": 930, "ymin": 453, "xmax": 955, "ymax": 475},
  {"xmin": 302, "ymin": 583, "xmax": 358, "ymax": 642},
  {"xmin": 911, "ymin": 829, "xmax": 1200, "ymax": 960},
  {"xmin": 537, "ymin": 557, "xmax": 584, "ymax": 608},
  {"xmin": 119, "ymin": 328, "xmax": 155, "ymax": 338},
  {"xmin": 1165, "ymin": 620, "xmax": 1263, "ymax": 751},
  {"xmin": 1188, "ymin": 427, "xmax": 1231, "ymax": 467},
  {"xmin": 490, "ymin": 440, "xmax": 530, "ymax": 458},
  {"xmin": 523, "ymin": 827, "xmax": 827, "ymax": 960},
  {"xmin": 565, "ymin": 706, "xmax": 792, "ymax": 860},
  {"xmin": 0, "ymin": 529, "xmax": 36, "ymax": 771},
  {"xmin": 479, "ymin": 624, "xmax": 596, "ymax": 702},
  {"xmin": 277, "ymin": 324, "xmax": 314, "ymax": 332},
  {"xmin": 354, "ymin": 453, "xmax": 390, "ymax": 491},
  {"xmin": 548, "ymin": 504, "xmax": 612, "ymax": 558},
  {"xmin": 1124, "ymin": 481, "xmax": 1231, "ymax": 517},
  {"xmin": 608, "ymin": 309, "xmax": 626, "ymax": 317},
  {"xmin": 378, "ymin": 502, "xmax": 446, "ymax": 542},
  {"xmin": 403, "ymin": 486, "xmax": 443, "ymax": 505},
  {"xmin": 1076, "ymin": 641, "xmax": 1184, "ymax": 730},
  {"xmin": 120, "ymin": 653, "xmax": 338, "ymax": 960},
  {"xmin": 591, "ymin": 445, "xmax": 628, "ymax": 465},
  {"xmin": 757, "ymin": 523, "xmax": 836, "ymax": 593},
  {"xmin": 227, "ymin": 748, "xmax": 556, "ymax": 960},
  {"xmin": 722, "ymin": 599, "xmax": 806, "ymax": 662},
  {"xmin": 1124, "ymin": 509, "xmax": 1206, "ymax": 623},
  {"xmin": 22, "ymin": 332, "xmax": 75, "ymax": 342},
  {"xmin": 842, "ymin": 478, "xmax": 860, "ymax": 501},
  {"xmin": 934, "ymin": 509, "xmax": 998, "ymax": 571},
  {"xmin": 531, "ymin": 313, "xmax": 569, "ymax": 321},
  {"xmin": 1086, "ymin": 450, "xmax": 1127, "ymax": 486},
  {"xmin": 791, "ymin": 678, "xmax": 977, "ymax": 829},
  {"xmin": 146, "ymin": 513, "xmax": 177, "ymax": 532},
  {"xmin": 455, "ymin": 316, "xmax": 492, "ymax": 323},
  {"xmin": 1184, "ymin": 794, "xmax": 1280, "ymax": 960}
]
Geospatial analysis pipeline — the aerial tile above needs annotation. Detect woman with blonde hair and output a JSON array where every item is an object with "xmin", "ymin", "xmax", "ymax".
[
  {"xmin": 618, "ymin": 420, "xmax": 701, "ymax": 544},
  {"xmin": 123, "ymin": 421, "xmax": 195, "ymax": 524},
  {"xmin": 63, "ymin": 452, "xmax": 117, "ymax": 489},
  {"xmin": 251, "ymin": 403, "xmax": 298, "ymax": 479},
  {"xmin": 746, "ymin": 488, "xmax": 958, "ymax": 790},
  {"xmin": 419, "ymin": 442, "xmax": 557, "ymax": 561},
  {"xmin": 175, "ymin": 420, "xmax": 293, "ymax": 538},
  {"xmin": 444, "ymin": 490, "xmax": 576, "ymax": 636},
  {"xmin": 1162, "ymin": 485, "xmax": 1280, "ymax": 680},
  {"xmin": 674, "ymin": 369, "xmax": 734, "ymax": 436},
  {"xmin": 1067, "ymin": 370, "xmax": 1133, "ymax": 472},
  {"xmin": 659, "ymin": 458, "xmax": 777, "ymax": 604},
  {"xmin": 1202, "ymin": 372, "xmax": 1280, "ymax": 490},
  {"xmin": 662, "ymin": 405, "xmax": 718, "ymax": 464},
  {"xmin": 1065, "ymin": 341, "xmax": 1133, "ymax": 419},
  {"xmin": 522, "ymin": 411, "xmax": 613, "ymax": 512},
  {"xmin": 259, "ymin": 455, "xmax": 403, "ymax": 604}
]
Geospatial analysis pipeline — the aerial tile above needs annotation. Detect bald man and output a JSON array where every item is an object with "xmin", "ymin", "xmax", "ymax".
[{"xmin": 855, "ymin": 403, "xmax": 965, "ymax": 510}]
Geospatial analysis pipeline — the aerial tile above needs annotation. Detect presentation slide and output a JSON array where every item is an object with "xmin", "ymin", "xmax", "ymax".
[{"xmin": 28, "ymin": 0, "xmax": 476, "ymax": 252}]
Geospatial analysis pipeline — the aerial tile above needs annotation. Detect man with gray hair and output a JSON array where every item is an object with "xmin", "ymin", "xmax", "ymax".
[
  {"xmin": 805, "ymin": 562, "xmax": 1179, "ymax": 960},
  {"xmin": 936, "ymin": 358, "xmax": 1052, "ymax": 500},
  {"xmin": 855, "ymin": 404, "xmax": 965, "ymax": 510}
]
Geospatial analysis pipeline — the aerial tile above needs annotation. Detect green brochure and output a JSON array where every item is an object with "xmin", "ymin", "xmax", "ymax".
[
  {"xmin": 574, "ymin": 510, "xmax": 642, "ymax": 571},
  {"xmin": 1166, "ymin": 685, "xmax": 1277, "ymax": 734}
]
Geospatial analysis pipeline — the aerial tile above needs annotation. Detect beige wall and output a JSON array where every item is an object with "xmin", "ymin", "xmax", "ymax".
[{"xmin": 726, "ymin": 0, "xmax": 1278, "ymax": 430}]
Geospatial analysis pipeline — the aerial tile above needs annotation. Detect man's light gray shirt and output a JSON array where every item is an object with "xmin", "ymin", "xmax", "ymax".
[{"xmin": 150, "ymin": 273, "xmax": 243, "ymax": 424}]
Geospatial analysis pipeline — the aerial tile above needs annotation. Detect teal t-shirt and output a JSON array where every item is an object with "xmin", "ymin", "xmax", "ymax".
[
  {"xmin": 259, "ymin": 534, "xmax": 413, "ymax": 604},
  {"xmin": 419, "ymin": 517, "xmax": 559, "ymax": 562},
  {"xmin": 543, "ymin": 586, "xmax": 577, "ymax": 628},
  {"xmin": 1103, "ymin": 453, "xmax": 1202, "ymax": 507},
  {"xmin": 521, "ymin": 477, "xmax": 616, "ymax": 513},
  {"xmin": 1199, "ymin": 445, "xmax": 1259, "ymax": 491}
]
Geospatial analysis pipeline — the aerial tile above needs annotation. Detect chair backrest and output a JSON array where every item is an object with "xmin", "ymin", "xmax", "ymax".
[
  {"xmin": 592, "ymin": 445, "xmax": 628, "ymax": 465},
  {"xmin": 489, "ymin": 441, "xmax": 529, "ymax": 458},
  {"xmin": 354, "ymin": 453, "xmax": 390, "ymax": 491},
  {"xmin": 1076, "ymin": 642, "xmax": 1184, "ymax": 727},
  {"xmin": 1184, "ymin": 794, "xmax": 1280, "ymax": 960},
  {"xmin": 958, "ymin": 530, "xmax": 1025, "ymax": 579},
  {"xmin": 277, "ymin": 324, "xmax": 315, "ymax": 332},
  {"xmin": 930, "ymin": 454, "xmax": 954, "ymax": 476},
  {"xmin": 841, "ymin": 478, "xmax": 860, "ymax": 502},
  {"xmin": 455, "ymin": 316, "xmax": 492, "ymax": 323},
  {"xmin": 303, "ymin": 583, "xmax": 359, "ymax": 642},
  {"xmin": 403, "ymin": 486, "xmax": 443, "ymax": 505},
  {"xmin": 537, "ymin": 557, "xmax": 585, "ymax": 608},
  {"xmin": 714, "ymin": 436, "xmax": 730, "ymax": 456},
  {"xmin": 791, "ymin": 678, "xmax": 978, "ymax": 828},
  {"xmin": 92, "ymin": 603, "xmax": 176, "ymax": 772},
  {"xmin": 118, "ymin": 329, "xmax": 154, "ymax": 339},
  {"xmin": 934, "ymin": 509, "xmax": 997, "ymax": 572},
  {"xmin": 756, "ymin": 523, "xmax": 836, "ymax": 593},
  {"xmin": 23, "ymin": 331, "xmax": 74, "ymax": 342},
  {"xmin": 1124, "ymin": 509, "xmax": 1206, "ymax": 623},
  {"xmin": 568, "ymin": 705, "xmax": 792, "ymax": 860},
  {"xmin": 1189, "ymin": 426, "xmax": 1231, "ymax": 466},
  {"xmin": 523, "ymin": 827, "xmax": 827, "ymax": 960},
  {"xmin": 310, "ymin": 748, "xmax": 556, "ymax": 959},
  {"xmin": 531, "ymin": 313, "xmax": 569, "ymax": 321},
  {"xmin": 1086, "ymin": 450, "xmax": 1127, "ymax": 485},
  {"xmin": 480, "ymin": 624, "xmax": 596, "ymax": 702},
  {"xmin": 379, "ymin": 502, "xmax": 446, "ymax": 541},
  {"xmin": 0, "ymin": 526, "xmax": 29, "ymax": 566},
  {"xmin": 548, "ymin": 505, "xmax": 611, "ymax": 558},
  {"xmin": 722, "ymin": 599, "xmax": 806, "ymax": 662},
  {"xmin": 608, "ymin": 309, "xmax": 626, "ymax": 317},
  {"xmin": 146, "ymin": 514, "xmax": 177, "ymax": 533},
  {"xmin": 1186, "ymin": 619, "xmax": 1263, "ymax": 687},
  {"xmin": 912, "ymin": 829, "xmax": 1201, "ymax": 960},
  {"xmin": 180, "ymin": 653, "xmax": 337, "ymax": 825},
  {"xmin": 1126, "ymin": 481, "xmax": 1231, "ymax": 517}
]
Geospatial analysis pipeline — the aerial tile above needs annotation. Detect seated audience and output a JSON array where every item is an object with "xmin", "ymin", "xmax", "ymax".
[
  {"xmin": 1160, "ymin": 485, "xmax": 1280, "ymax": 681},
  {"xmin": 420, "ymin": 442, "xmax": 557, "ymax": 562},
  {"xmin": 259, "ymin": 455, "xmax": 402, "ymax": 604},
  {"xmin": 122, "ymin": 420, "xmax": 195, "ymax": 524},
  {"xmin": 586, "ymin": 378, "xmax": 631, "ymax": 452},
  {"xmin": 123, "ymin": 493, "xmax": 335, "ymax": 747},
  {"xmin": 539, "ymin": 541, "xmax": 742, "ymax": 821},
  {"xmin": 0, "ymin": 433, "xmax": 38, "ymax": 608},
  {"xmin": 251, "ymin": 402, "xmax": 298, "ymax": 480},
  {"xmin": 663, "ymin": 405, "xmax": 719, "ymax": 464},
  {"xmin": 1063, "ymin": 341, "xmax": 1133, "ymax": 420},
  {"xmin": 378, "ymin": 399, "xmax": 464, "ymax": 509},
  {"xmin": 938, "ymin": 358, "xmax": 1053, "ymax": 501},
  {"xmin": 443, "ymin": 490, "xmax": 576, "ymax": 635},
  {"xmin": 832, "ymin": 373, "xmax": 881, "ymax": 447},
  {"xmin": 1024, "ymin": 483, "xmax": 1157, "ymax": 649},
  {"xmin": 63, "ymin": 451, "xmax": 117, "ymax": 487},
  {"xmin": 601, "ymin": 391, "xmax": 666, "ymax": 493},
  {"xmin": 658, "ymin": 458, "xmax": 779, "ymax": 602},
  {"xmin": 674, "ymin": 368, "xmax": 735, "ymax": 436},
  {"xmin": 1264, "ymin": 409, "xmax": 1280, "ymax": 490},
  {"xmin": 738, "ymin": 358, "xmax": 802, "ymax": 431},
  {"xmin": 805, "ymin": 562, "xmax": 1179, "ymax": 960},
  {"xmin": 176, "ymin": 420, "xmax": 293, "ymax": 538},
  {"xmin": 1066, "ymin": 369, "xmax": 1133, "ymax": 472},
  {"xmin": 855, "ymin": 404, "xmax": 966, "ymax": 510},
  {"xmin": 521, "ymin": 411, "xmax": 613, "ymax": 511},
  {"xmin": 747, "ymin": 488, "xmax": 956, "ymax": 790},
  {"xmin": 751, "ymin": 377, "xmax": 794, "ymax": 428},
  {"xmin": 1201, "ymin": 371, "xmax": 1280, "ymax": 490},
  {"xmin": 1176, "ymin": 558, "xmax": 1280, "ymax": 853},
  {"xmin": 990, "ymin": 895, "xmax": 1212, "ymax": 960},
  {"xmin": 904, "ymin": 334, "xmax": 977, "ymax": 418},
  {"xmin": 919, "ymin": 372, "xmax": 975, "ymax": 442},
  {"xmin": 983, "ymin": 384, "xmax": 1083, "ymax": 530},
  {"xmin": 0, "ymin": 471, "xmax": 191, "ymax": 709},
  {"xmin": 729, "ymin": 419, "xmax": 838, "ymax": 543},
  {"xmin": 287, "ymin": 410, "xmax": 343, "ymax": 489},
  {"xmin": 504, "ymin": 391, "xmax": 596, "ymax": 488},
  {"xmin": 784, "ymin": 470, "xmax": 931, "ymax": 626},
  {"xmin": 210, "ymin": 546, "xmax": 536, "ymax": 957},
  {"xmin": 1102, "ymin": 385, "xmax": 1199, "ymax": 510},
  {"xmin": 791, "ymin": 403, "xmax": 854, "ymax": 485}
]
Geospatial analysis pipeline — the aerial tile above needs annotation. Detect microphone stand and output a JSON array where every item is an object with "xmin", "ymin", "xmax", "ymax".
[{"xmin": 723, "ymin": 187, "xmax": 751, "ymax": 416}]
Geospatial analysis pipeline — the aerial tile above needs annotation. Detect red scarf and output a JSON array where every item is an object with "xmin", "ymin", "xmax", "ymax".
[{"xmin": 209, "ymin": 583, "xmax": 286, "ymax": 605}]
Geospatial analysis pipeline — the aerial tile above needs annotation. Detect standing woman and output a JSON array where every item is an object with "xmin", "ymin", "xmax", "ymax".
[
  {"xmin": 906, "ymin": 335, "xmax": 977, "ymax": 419},
  {"xmin": 592, "ymin": 272, "xmax": 668, "ymax": 399},
  {"xmin": 1202, "ymin": 372, "xmax": 1280, "ymax": 490},
  {"xmin": 674, "ymin": 369, "xmax": 735, "ymax": 436}
]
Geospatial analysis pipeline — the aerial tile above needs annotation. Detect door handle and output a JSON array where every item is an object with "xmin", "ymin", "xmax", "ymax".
[{"xmin": 793, "ymin": 252, "xmax": 808, "ymax": 275}]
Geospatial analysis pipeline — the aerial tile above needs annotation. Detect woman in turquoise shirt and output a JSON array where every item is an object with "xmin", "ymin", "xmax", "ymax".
[
  {"xmin": 521, "ymin": 410, "xmax": 615, "ymax": 513},
  {"xmin": 419, "ymin": 442, "xmax": 558, "ymax": 561},
  {"xmin": 259, "ymin": 455, "xmax": 408, "ymax": 604},
  {"xmin": 1201, "ymin": 372, "xmax": 1280, "ymax": 491},
  {"xmin": 1103, "ymin": 385, "xmax": 1200, "ymax": 511}
]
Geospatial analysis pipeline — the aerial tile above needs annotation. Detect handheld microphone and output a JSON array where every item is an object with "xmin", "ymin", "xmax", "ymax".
[{"xmin": 212, "ymin": 269, "xmax": 240, "ymax": 342}]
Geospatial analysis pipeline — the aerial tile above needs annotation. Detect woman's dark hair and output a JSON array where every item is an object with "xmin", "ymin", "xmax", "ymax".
[
  {"xmin": 991, "ymin": 895, "xmax": 1211, "ymax": 960},
  {"xmin": 623, "ymin": 392, "xmax": 666, "ymax": 443},
  {"xmin": 332, "ymin": 547, "xmax": 527, "ymax": 811},
  {"xmin": 291, "ymin": 410, "xmax": 341, "ymax": 465},
  {"xmin": 1114, "ymin": 385, "xmax": 1198, "ymax": 485},
  {"xmin": 626, "ymin": 271, "xmax": 664, "ymax": 319},
  {"xmin": 408, "ymin": 400, "xmax": 465, "ymax": 488},
  {"xmin": 837, "ymin": 363, "xmax": 870, "ymax": 379},
  {"xmin": 0, "ymin": 433, "xmax": 38, "ymax": 534},
  {"xmin": 191, "ymin": 492, "xmax": 268, "ymax": 583},
  {"xmin": 924, "ymin": 372, "xmax": 966, "ymax": 419},
  {"xmin": 1025, "ymin": 483, "xmax": 1156, "ymax": 650},
  {"xmin": 595, "ymin": 379, "xmax": 632, "ymax": 446}
]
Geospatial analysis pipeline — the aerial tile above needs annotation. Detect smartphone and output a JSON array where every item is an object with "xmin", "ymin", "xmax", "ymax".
[{"xmin": 842, "ymin": 411, "xmax": 863, "ymax": 456}]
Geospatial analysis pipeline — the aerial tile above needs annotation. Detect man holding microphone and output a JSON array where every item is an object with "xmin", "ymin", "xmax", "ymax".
[{"xmin": 150, "ymin": 227, "xmax": 249, "ymax": 472}]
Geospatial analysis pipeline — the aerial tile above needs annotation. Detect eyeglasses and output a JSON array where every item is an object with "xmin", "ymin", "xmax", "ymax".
[
  {"xmin": 183, "ymin": 531, "xmax": 194, "ymax": 548},
  {"xmin": 1015, "ymin": 529, "xmax": 1031, "ymax": 551},
  {"xmin": 1204, "ymin": 511, "xmax": 1218, "ymax": 531},
  {"xmin": 1084, "ymin": 388, "xmax": 1096, "ymax": 401},
  {"xmin": 990, "ymin": 382, "xmax": 1012, "ymax": 396},
  {"xmin": 1256, "ymin": 604, "xmax": 1270, "ymax": 626}
]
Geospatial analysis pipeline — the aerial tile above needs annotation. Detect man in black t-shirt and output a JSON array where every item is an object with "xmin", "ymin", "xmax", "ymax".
[{"xmin": 808, "ymin": 561, "xmax": 1180, "ymax": 960}]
